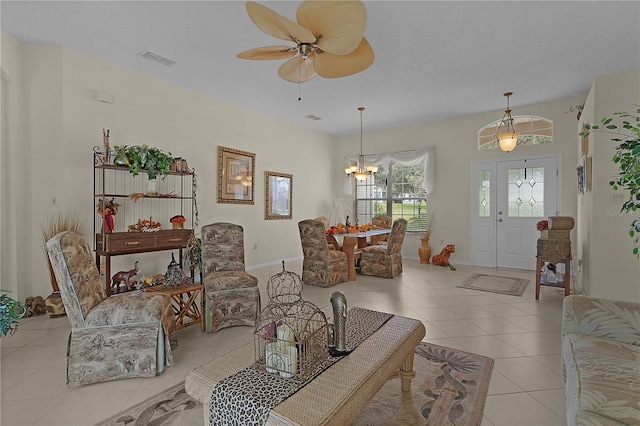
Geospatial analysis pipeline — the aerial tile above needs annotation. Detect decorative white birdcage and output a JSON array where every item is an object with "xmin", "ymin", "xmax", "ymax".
[{"xmin": 255, "ymin": 300, "xmax": 328, "ymax": 381}]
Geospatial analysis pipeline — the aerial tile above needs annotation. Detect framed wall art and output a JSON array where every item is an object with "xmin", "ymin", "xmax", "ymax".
[
  {"xmin": 265, "ymin": 171, "xmax": 292, "ymax": 220},
  {"xmin": 581, "ymin": 123, "xmax": 589, "ymax": 156},
  {"xmin": 217, "ymin": 146, "xmax": 255, "ymax": 204}
]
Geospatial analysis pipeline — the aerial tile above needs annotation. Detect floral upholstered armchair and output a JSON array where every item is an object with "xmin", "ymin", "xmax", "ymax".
[
  {"xmin": 369, "ymin": 215, "xmax": 392, "ymax": 245},
  {"xmin": 360, "ymin": 218, "xmax": 407, "ymax": 278},
  {"xmin": 201, "ymin": 223, "xmax": 260, "ymax": 333},
  {"xmin": 298, "ymin": 219, "xmax": 349, "ymax": 287},
  {"xmin": 46, "ymin": 231, "xmax": 174, "ymax": 387}
]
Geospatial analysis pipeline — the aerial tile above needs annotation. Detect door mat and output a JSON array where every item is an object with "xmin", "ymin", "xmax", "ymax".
[{"xmin": 457, "ymin": 273, "xmax": 529, "ymax": 296}]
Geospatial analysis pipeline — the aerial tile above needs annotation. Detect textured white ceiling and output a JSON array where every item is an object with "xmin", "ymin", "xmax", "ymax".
[{"xmin": 2, "ymin": 1, "xmax": 639, "ymax": 136}]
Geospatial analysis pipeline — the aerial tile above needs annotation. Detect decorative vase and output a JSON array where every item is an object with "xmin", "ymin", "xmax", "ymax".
[
  {"xmin": 172, "ymin": 222, "xmax": 184, "ymax": 230},
  {"xmin": 418, "ymin": 238, "xmax": 432, "ymax": 264},
  {"xmin": 540, "ymin": 230, "xmax": 549, "ymax": 239},
  {"xmin": 113, "ymin": 149, "xmax": 130, "ymax": 167}
]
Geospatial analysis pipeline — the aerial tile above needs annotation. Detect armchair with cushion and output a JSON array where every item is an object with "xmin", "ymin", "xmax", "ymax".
[
  {"xmin": 562, "ymin": 295, "xmax": 640, "ymax": 425},
  {"xmin": 201, "ymin": 222, "xmax": 260, "ymax": 333},
  {"xmin": 298, "ymin": 219, "xmax": 349, "ymax": 287},
  {"xmin": 369, "ymin": 215, "xmax": 392, "ymax": 245},
  {"xmin": 360, "ymin": 218, "xmax": 407, "ymax": 278},
  {"xmin": 46, "ymin": 231, "xmax": 174, "ymax": 387}
]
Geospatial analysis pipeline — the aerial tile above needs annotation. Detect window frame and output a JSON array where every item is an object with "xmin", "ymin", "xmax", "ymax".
[{"xmin": 354, "ymin": 159, "xmax": 428, "ymax": 232}]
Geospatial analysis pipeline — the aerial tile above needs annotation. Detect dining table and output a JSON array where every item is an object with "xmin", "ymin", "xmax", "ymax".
[{"xmin": 332, "ymin": 229, "xmax": 392, "ymax": 280}]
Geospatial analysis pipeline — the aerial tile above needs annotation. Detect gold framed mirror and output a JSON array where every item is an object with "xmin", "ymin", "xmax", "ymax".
[{"xmin": 265, "ymin": 171, "xmax": 292, "ymax": 220}]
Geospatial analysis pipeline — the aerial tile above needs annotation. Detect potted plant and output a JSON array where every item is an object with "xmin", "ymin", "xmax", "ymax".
[
  {"xmin": 581, "ymin": 107, "xmax": 640, "ymax": 258},
  {"xmin": 1, "ymin": 290, "xmax": 26, "ymax": 337},
  {"xmin": 113, "ymin": 144, "xmax": 173, "ymax": 180}
]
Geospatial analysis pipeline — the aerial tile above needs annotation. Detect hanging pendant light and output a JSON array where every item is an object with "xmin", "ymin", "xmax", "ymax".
[
  {"xmin": 495, "ymin": 92, "xmax": 519, "ymax": 152},
  {"xmin": 345, "ymin": 107, "xmax": 378, "ymax": 181}
]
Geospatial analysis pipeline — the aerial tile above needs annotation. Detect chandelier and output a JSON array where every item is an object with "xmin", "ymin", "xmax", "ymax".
[
  {"xmin": 345, "ymin": 107, "xmax": 378, "ymax": 181},
  {"xmin": 495, "ymin": 92, "xmax": 519, "ymax": 152}
]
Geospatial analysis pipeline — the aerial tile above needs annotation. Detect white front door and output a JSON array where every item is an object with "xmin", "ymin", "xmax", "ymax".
[{"xmin": 471, "ymin": 155, "xmax": 560, "ymax": 269}]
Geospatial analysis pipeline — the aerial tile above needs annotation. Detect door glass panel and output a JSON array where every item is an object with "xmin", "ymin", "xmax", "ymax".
[
  {"xmin": 507, "ymin": 167, "xmax": 544, "ymax": 217},
  {"xmin": 478, "ymin": 170, "xmax": 491, "ymax": 217}
]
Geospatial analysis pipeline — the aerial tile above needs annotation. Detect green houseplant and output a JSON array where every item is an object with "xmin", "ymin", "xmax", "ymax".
[
  {"xmin": 113, "ymin": 144, "xmax": 173, "ymax": 180},
  {"xmin": 1, "ymin": 290, "xmax": 26, "ymax": 337},
  {"xmin": 581, "ymin": 107, "xmax": 640, "ymax": 258}
]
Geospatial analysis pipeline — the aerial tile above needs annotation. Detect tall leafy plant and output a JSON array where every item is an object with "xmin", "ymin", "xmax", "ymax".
[{"xmin": 581, "ymin": 107, "xmax": 640, "ymax": 258}]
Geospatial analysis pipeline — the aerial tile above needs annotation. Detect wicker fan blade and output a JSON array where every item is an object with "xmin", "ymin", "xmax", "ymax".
[
  {"xmin": 237, "ymin": 46, "xmax": 298, "ymax": 60},
  {"xmin": 278, "ymin": 56, "xmax": 317, "ymax": 83},
  {"xmin": 246, "ymin": 1, "xmax": 315, "ymax": 43},
  {"xmin": 296, "ymin": 0, "xmax": 367, "ymax": 55},
  {"xmin": 314, "ymin": 37, "xmax": 374, "ymax": 78}
]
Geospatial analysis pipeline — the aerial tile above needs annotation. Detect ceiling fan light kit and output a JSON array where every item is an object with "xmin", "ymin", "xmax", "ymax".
[
  {"xmin": 237, "ymin": 1, "xmax": 374, "ymax": 83},
  {"xmin": 495, "ymin": 92, "xmax": 519, "ymax": 152}
]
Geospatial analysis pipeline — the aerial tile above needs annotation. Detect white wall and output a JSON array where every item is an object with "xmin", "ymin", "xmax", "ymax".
[
  {"xmin": 2, "ymin": 35, "xmax": 335, "ymax": 301},
  {"xmin": 4, "ymin": 31, "xmax": 636, "ymax": 303},
  {"xmin": 335, "ymin": 98, "xmax": 580, "ymax": 264},
  {"xmin": 577, "ymin": 70, "xmax": 640, "ymax": 301}
]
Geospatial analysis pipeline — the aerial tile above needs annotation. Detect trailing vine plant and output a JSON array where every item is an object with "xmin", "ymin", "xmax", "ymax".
[{"xmin": 580, "ymin": 107, "xmax": 640, "ymax": 258}]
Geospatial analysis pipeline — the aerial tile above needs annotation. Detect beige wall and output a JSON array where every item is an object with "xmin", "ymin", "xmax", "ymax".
[
  {"xmin": 3, "ymin": 31, "xmax": 637, "ymax": 303},
  {"xmin": 577, "ymin": 70, "xmax": 640, "ymax": 301},
  {"xmin": 2, "ymin": 33, "xmax": 335, "ymax": 300},
  {"xmin": 335, "ymin": 97, "xmax": 581, "ymax": 264}
]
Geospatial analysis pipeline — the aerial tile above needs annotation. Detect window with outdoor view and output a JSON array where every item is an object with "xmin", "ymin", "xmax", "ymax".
[{"xmin": 355, "ymin": 158, "xmax": 428, "ymax": 232}]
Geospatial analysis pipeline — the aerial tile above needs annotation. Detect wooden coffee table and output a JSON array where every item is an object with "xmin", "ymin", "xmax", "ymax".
[
  {"xmin": 185, "ymin": 314, "xmax": 425, "ymax": 425},
  {"xmin": 146, "ymin": 283, "xmax": 204, "ymax": 333}
]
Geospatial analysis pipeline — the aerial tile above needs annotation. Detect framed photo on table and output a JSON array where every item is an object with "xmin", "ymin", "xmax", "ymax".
[
  {"xmin": 265, "ymin": 171, "xmax": 292, "ymax": 220},
  {"xmin": 217, "ymin": 146, "xmax": 255, "ymax": 204}
]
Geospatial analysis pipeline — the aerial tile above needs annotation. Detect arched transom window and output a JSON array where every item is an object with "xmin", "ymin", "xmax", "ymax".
[{"xmin": 478, "ymin": 115, "xmax": 553, "ymax": 150}]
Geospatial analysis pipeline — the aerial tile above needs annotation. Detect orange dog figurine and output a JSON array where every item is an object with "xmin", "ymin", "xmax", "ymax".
[{"xmin": 432, "ymin": 244, "xmax": 456, "ymax": 270}]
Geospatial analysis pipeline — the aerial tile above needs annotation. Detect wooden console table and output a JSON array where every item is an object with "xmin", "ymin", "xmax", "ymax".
[
  {"xmin": 146, "ymin": 282, "xmax": 204, "ymax": 333},
  {"xmin": 95, "ymin": 229, "xmax": 194, "ymax": 296},
  {"xmin": 185, "ymin": 314, "xmax": 425, "ymax": 425}
]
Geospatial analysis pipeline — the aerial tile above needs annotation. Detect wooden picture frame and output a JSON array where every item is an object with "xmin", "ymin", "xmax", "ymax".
[
  {"xmin": 584, "ymin": 156, "xmax": 592, "ymax": 192},
  {"xmin": 265, "ymin": 171, "xmax": 292, "ymax": 220},
  {"xmin": 581, "ymin": 123, "xmax": 589, "ymax": 156},
  {"xmin": 217, "ymin": 146, "xmax": 255, "ymax": 204}
]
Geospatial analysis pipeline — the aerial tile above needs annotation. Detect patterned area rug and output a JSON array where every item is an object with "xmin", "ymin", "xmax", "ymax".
[
  {"xmin": 457, "ymin": 273, "xmax": 530, "ymax": 296},
  {"xmin": 96, "ymin": 342, "xmax": 493, "ymax": 426}
]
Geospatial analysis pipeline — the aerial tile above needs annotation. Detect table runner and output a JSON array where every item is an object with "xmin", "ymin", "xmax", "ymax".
[{"xmin": 209, "ymin": 308, "xmax": 393, "ymax": 426}]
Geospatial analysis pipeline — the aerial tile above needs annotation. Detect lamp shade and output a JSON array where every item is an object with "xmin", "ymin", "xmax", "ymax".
[{"xmin": 498, "ymin": 131, "xmax": 518, "ymax": 152}]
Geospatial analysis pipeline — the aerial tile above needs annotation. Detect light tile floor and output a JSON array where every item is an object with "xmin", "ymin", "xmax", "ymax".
[{"xmin": 1, "ymin": 260, "xmax": 568, "ymax": 425}]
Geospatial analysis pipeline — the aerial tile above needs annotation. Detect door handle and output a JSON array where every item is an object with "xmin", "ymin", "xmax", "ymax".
[
  {"xmin": 498, "ymin": 219, "xmax": 503, "ymax": 222},
  {"xmin": 498, "ymin": 211, "xmax": 503, "ymax": 215}
]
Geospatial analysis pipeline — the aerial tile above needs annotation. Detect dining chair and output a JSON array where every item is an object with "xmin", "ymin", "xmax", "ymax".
[
  {"xmin": 369, "ymin": 215, "xmax": 392, "ymax": 245},
  {"xmin": 201, "ymin": 222, "xmax": 260, "ymax": 333},
  {"xmin": 360, "ymin": 218, "xmax": 408, "ymax": 278},
  {"xmin": 298, "ymin": 219, "xmax": 349, "ymax": 287},
  {"xmin": 46, "ymin": 231, "xmax": 175, "ymax": 386},
  {"xmin": 315, "ymin": 216, "xmax": 341, "ymax": 250}
]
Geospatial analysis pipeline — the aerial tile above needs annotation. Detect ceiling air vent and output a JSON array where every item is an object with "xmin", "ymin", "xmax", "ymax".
[
  {"xmin": 139, "ymin": 50, "xmax": 176, "ymax": 67},
  {"xmin": 305, "ymin": 115, "xmax": 322, "ymax": 121}
]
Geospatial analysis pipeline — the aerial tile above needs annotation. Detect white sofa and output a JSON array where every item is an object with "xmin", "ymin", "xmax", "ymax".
[{"xmin": 562, "ymin": 295, "xmax": 640, "ymax": 425}]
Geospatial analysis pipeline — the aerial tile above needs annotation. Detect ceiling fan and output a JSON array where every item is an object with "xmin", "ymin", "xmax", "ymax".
[{"xmin": 237, "ymin": 1, "xmax": 375, "ymax": 83}]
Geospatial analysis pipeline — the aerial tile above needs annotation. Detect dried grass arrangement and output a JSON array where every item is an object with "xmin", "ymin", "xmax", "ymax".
[
  {"xmin": 423, "ymin": 213, "xmax": 435, "ymax": 241},
  {"xmin": 41, "ymin": 212, "xmax": 85, "ymax": 292}
]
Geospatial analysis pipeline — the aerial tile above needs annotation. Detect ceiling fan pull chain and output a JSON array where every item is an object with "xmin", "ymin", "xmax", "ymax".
[{"xmin": 298, "ymin": 59, "xmax": 302, "ymax": 101}]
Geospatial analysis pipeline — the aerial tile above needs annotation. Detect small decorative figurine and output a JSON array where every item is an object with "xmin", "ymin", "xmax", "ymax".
[
  {"xmin": 111, "ymin": 261, "xmax": 140, "ymax": 293},
  {"xmin": 329, "ymin": 291, "xmax": 351, "ymax": 356}
]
